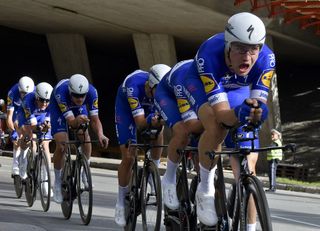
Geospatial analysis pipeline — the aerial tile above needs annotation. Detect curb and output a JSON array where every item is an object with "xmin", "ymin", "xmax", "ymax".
[{"xmin": 1, "ymin": 151, "xmax": 319, "ymax": 194}]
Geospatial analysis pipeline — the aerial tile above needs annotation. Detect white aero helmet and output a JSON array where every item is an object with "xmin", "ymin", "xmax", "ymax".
[
  {"xmin": 68, "ymin": 74, "xmax": 89, "ymax": 94},
  {"xmin": 225, "ymin": 12, "xmax": 266, "ymax": 50},
  {"xmin": 18, "ymin": 76, "xmax": 35, "ymax": 93},
  {"xmin": 36, "ymin": 82, "xmax": 53, "ymax": 100},
  {"xmin": 148, "ymin": 64, "xmax": 171, "ymax": 88}
]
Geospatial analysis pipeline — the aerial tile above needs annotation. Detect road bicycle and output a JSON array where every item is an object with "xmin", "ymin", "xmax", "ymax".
[
  {"xmin": 201, "ymin": 123, "xmax": 296, "ymax": 231},
  {"xmin": 60, "ymin": 123, "xmax": 95, "ymax": 225},
  {"xmin": 24, "ymin": 133, "xmax": 52, "ymax": 211},
  {"xmin": 163, "ymin": 146, "xmax": 199, "ymax": 231},
  {"xmin": 124, "ymin": 127, "xmax": 166, "ymax": 231}
]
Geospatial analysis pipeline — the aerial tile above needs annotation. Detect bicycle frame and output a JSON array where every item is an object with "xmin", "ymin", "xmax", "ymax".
[{"xmin": 204, "ymin": 123, "xmax": 296, "ymax": 231}]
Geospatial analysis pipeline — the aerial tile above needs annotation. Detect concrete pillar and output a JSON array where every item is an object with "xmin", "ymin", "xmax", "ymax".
[
  {"xmin": 132, "ymin": 33, "xmax": 177, "ymax": 70},
  {"xmin": 46, "ymin": 33, "xmax": 92, "ymax": 82},
  {"xmin": 133, "ymin": 33, "xmax": 177, "ymax": 156},
  {"xmin": 257, "ymin": 35, "xmax": 282, "ymax": 173}
]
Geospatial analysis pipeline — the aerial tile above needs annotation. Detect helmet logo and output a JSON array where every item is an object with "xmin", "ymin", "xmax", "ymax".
[
  {"xmin": 247, "ymin": 25, "xmax": 254, "ymax": 40},
  {"xmin": 79, "ymin": 84, "xmax": 83, "ymax": 92},
  {"xmin": 45, "ymin": 90, "xmax": 48, "ymax": 98}
]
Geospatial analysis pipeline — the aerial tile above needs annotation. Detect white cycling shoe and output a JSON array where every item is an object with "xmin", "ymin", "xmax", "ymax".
[
  {"xmin": 53, "ymin": 182, "xmax": 63, "ymax": 204},
  {"xmin": 114, "ymin": 203, "xmax": 126, "ymax": 227},
  {"xmin": 162, "ymin": 180, "xmax": 179, "ymax": 210},
  {"xmin": 196, "ymin": 190, "xmax": 218, "ymax": 226}
]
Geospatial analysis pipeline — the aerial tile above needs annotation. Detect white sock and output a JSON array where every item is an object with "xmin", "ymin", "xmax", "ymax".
[
  {"xmin": 117, "ymin": 185, "xmax": 129, "ymax": 207},
  {"xmin": 54, "ymin": 168, "xmax": 62, "ymax": 185},
  {"xmin": 198, "ymin": 164, "xmax": 215, "ymax": 195},
  {"xmin": 247, "ymin": 223, "xmax": 256, "ymax": 231},
  {"xmin": 12, "ymin": 148, "xmax": 20, "ymax": 169},
  {"xmin": 163, "ymin": 158, "xmax": 178, "ymax": 184}
]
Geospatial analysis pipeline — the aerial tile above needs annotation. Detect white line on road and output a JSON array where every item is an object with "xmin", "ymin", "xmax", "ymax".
[{"xmin": 272, "ymin": 215, "xmax": 320, "ymax": 228}]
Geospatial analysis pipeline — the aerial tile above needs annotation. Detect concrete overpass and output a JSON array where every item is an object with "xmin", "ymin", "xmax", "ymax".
[{"xmin": 0, "ymin": 0, "xmax": 319, "ymax": 151}]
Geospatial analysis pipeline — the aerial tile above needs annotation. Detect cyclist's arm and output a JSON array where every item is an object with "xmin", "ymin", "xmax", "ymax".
[
  {"xmin": 6, "ymin": 109, "xmax": 15, "ymax": 132},
  {"xmin": 213, "ymin": 101, "xmax": 238, "ymax": 127},
  {"xmin": 89, "ymin": 114, "xmax": 103, "ymax": 137}
]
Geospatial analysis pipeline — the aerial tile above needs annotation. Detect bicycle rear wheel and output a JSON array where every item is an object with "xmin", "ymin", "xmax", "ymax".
[
  {"xmin": 124, "ymin": 162, "xmax": 138, "ymax": 231},
  {"xmin": 61, "ymin": 158, "xmax": 74, "ymax": 219},
  {"xmin": 77, "ymin": 154, "xmax": 93, "ymax": 225},
  {"xmin": 39, "ymin": 152, "xmax": 51, "ymax": 212},
  {"xmin": 243, "ymin": 175, "xmax": 273, "ymax": 231},
  {"xmin": 25, "ymin": 150, "xmax": 36, "ymax": 207},
  {"xmin": 141, "ymin": 161, "xmax": 162, "ymax": 231}
]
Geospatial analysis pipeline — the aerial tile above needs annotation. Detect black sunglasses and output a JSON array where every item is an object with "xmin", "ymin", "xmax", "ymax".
[
  {"xmin": 71, "ymin": 92, "xmax": 87, "ymax": 99},
  {"xmin": 38, "ymin": 97, "xmax": 50, "ymax": 103}
]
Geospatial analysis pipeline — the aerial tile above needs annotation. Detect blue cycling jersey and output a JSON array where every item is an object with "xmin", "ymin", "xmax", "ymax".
[
  {"xmin": 115, "ymin": 70, "xmax": 154, "ymax": 145},
  {"xmin": 7, "ymin": 83, "xmax": 33, "ymax": 124},
  {"xmin": 184, "ymin": 33, "xmax": 275, "ymax": 113},
  {"xmin": 184, "ymin": 33, "xmax": 275, "ymax": 149},
  {"xmin": 49, "ymin": 79, "xmax": 98, "ymax": 136},
  {"xmin": 154, "ymin": 59, "xmax": 198, "ymax": 128},
  {"xmin": 21, "ymin": 92, "xmax": 52, "ymax": 139}
]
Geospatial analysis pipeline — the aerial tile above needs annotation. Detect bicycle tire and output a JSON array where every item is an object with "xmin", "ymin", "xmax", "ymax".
[
  {"xmin": 25, "ymin": 150, "xmax": 36, "ymax": 207},
  {"xmin": 39, "ymin": 152, "xmax": 51, "ymax": 212},
  {"xmin": 124, "ymin": 162, "xmax": 138, "ymax": 231},
  {"xmin": 13, "ymin": 175, "xmax": 23, "ymax": 198},
  {"xmin": 77, "ymin": 154, "xmax": 93, "ymax": 225},
  {"xmin": 231, "ymin": 182, "xmax": 241, "ymax": 231},
  {"xmin": 141, "ymin": 161, "xmax": 162, "ymax": 231},
  {"xmin": 244, "ymin": 175, "xmax": 273, "ymax": 231},
  {"xmin": 214, "ymin": 157, "xmax": 229, "ymax": 231},
  {"xmin": 61, "ymin": 157, "xmax": 74, "ymax": 219}
]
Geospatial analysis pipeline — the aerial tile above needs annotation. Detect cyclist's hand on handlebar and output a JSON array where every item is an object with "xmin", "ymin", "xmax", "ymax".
[
  {"xmin": 10, "ymin": 130, "xmax": 18, "ymax": 142},
  {"xmin": 76, "ymin": 115, "xmax": 90, "ymax": 127},
  {"xmin": 99, "ymin": 134, "xmax": 109, "ymax": 149},
  {"xmin": 234, "ymin": 99, "xmax": 268, "ymax": 125}
]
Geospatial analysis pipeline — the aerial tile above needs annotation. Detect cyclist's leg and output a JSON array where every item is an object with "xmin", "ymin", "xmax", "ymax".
[
  {"xmin": 114, "ymin": 102, "xmax": 136, "ymax": 227},
  {"xmin": 18, "ymin": 125, "xmax": 32, "ymax": 180},
  {"xmin": 42, "ymin": 140, "xmax": 52, "ymax": 194}
]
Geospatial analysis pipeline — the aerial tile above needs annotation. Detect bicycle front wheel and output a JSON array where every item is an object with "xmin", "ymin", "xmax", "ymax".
[
  {"xmin": 13, "ymin": 175, "xmax": 23, "ymax": 198},
  {"xmin": 25, "ymin": 150, "xmax": 36, "ymax": 207},
  {"xmin": 61, "ymin": 158, "xmax": 74, "ymax": 219},
  {"xmin": 141, "ymin": 161, "xmax": 162, "ymax": 231},
  {"xmin": 125, "ymin": 163, "xmax": 138, "ymax": 231},
  {"xmin": 39, "ymin": 152, "xmax": 51, "ymax": 212},
  {"xmin": 240, "ymin": 175, "xmax": 272, "ymax": 231},
  {"xmin": 76, "ymin": 155, "xmax": 93, "ymax": 225}
]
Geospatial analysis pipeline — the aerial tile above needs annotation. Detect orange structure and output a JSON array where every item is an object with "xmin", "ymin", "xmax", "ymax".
[{"xmin": 234, "ymin": 0, "xmax": 320, "ymax": 35}]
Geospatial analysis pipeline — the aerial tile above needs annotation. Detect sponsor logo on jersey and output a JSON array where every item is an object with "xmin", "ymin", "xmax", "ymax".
[
  {"xmin": 177, "ymin": 99, "xmax": 190, "ymax": 113},
  {"xmin": 200, "ymin": 75, "xmax": 217, "ymax": 93},
  {"xmin": 58, "ymin": 103, "xmax": 67, "ymax": 112},
  {"xmin": 24, "ymin": 108, "xmax": 31, "ymax": 118},
  {"xmin": 128, "ymin": 97, "xmax": 139, "ymax": 110},
  {"xmin": 258, "ymin": 69, "xmax": 274, "ymax": 89},
  {"xmin": 7, "ymin": 96, "xmax": 12, "ymax": 105},
  {"xmin": 93, "ymin": 99, "xmax": 98, "ymax": 109}
]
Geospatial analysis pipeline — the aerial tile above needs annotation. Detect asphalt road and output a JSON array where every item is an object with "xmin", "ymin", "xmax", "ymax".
[{"xmin": 0, "ymin": 156, "xmax": 319, "ymax": 231}]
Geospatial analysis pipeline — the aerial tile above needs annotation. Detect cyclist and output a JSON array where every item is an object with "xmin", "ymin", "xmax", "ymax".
[
  {"xmin": 6, "ymin": 76, "xmax": 35, "ymax": 177},
  {"xmin": 153, "ymin": 60, "xmax": 203, "ymax": 210},
  {"xmin": 18, "ymin": 82, "xmax": 53, "ymax": 195},
  {"xmin": 114, "ymin": 64, "xmax": 171, "ymax": 227},
  {"xmin": 50, "ymin": 74, "xmax": 109, "ymax": 204},
  {"xmin": 183, "ymin": 12, "xmax": 274, "ymax": 230}
]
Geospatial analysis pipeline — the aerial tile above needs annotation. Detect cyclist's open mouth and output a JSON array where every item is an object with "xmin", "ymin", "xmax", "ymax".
[{"xmin": 239, "ymin": 63, "xmax": 250, "ymax": 73}]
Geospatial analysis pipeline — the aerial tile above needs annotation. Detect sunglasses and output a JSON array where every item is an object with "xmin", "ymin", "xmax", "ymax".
[
  {"xmin": 71, "ymin": 92, "xmax": 87, "ymax": 99},
  {"xmin": 38, "ymin": 97, "xmax": 50, "ymax": 103},
  {"xmin": 231, "ymin": 43, "xmax": 260, "ymax": 55}
]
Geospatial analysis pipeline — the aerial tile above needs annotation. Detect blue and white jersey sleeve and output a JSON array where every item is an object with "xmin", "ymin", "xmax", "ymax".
[
  {"xmin": 123, "ymin": 71, "xmax": 149, "ymax": 118},
  {"xmin": 7, "ymin": 84, "xmax": 21, "ymax": 111},
  {"xmin": 249, "ymin": 46, "xmax": 276, "ymax": 102},
  {"xmin": 194, "ymin": 33, "xmax": 229, "ymax": 105},
  {"xmin": 84, "ymin": 85, "xmax": 99, "ymax": 116},
  {"xmin": 54, "ymin": 79, "xmax": 73, "ymax": 119},
  {"xmin": 22, "ymin": 93, "xmax": 37, "ymax": 125}
]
